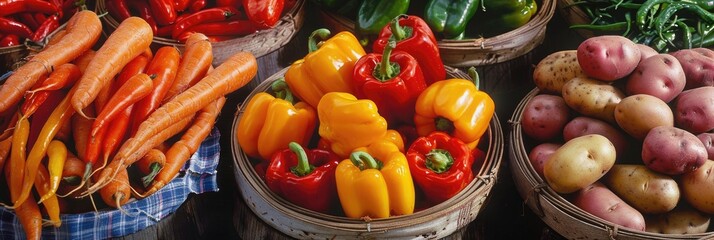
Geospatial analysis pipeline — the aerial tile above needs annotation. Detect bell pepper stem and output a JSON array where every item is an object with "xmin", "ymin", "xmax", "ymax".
[
  {"xmin": 350, "ymin": 151, "xmax": 382, "ymax": 170},
  {"xmin": 374, "ymin": 37, "xmax": 400, "ymax": 82},
  {"xmin": 468, "ymin": 67, "xmax": 480, "ymax": 90},
  {"xmin": 289, "ymin": 142, "xmax": 315, "ymax": 177},
  {"xmin": 308, "ymin": 28, "xmax": 332, "ymax": 53},
  {"xmin": 435, "ymin": 117, "xmax": 455, "ymax": 134},
  {"xmin": 271, "ymin": 78, "xmax": 295, "ymax": 104},
  {"xmin": 426, "ymin": 149, "xmax": 454, "ymax": 173},
  {"xmin": 390, "ymin": 14, "xmax": 412, "ymax": 41}
]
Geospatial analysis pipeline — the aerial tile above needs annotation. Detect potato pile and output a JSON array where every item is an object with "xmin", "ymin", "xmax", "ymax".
[{"xmin": 524, "ymin": 35, "xmax": 714, "ymax": 234}]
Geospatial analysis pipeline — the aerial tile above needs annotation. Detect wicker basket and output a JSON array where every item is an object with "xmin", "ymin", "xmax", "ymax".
[
  {"xmin": 231, "ymin": 66, "xmax": 504, "ymax": 239},
  {"xmin": 0, "ymin": 24, "xmax": 66, "ymax": 74},
  {"xmin": 317, "ymin": 0, "xmax": 556, "ymax": 67},
  {"xmin": 95, "ymin": 0, "xmax": 305, "ymax": 65},
  {"xmin": 509, "ymin": 88, "xmax": 714, "ymax": 240}
]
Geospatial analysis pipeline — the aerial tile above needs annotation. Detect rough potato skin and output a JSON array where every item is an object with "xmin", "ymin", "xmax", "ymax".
[
  {"xmin": 642, "ymin": 126, "xmax": 707, "ymax": 175},
  {"xmin": 544, "ymin": 134, "xmax": 616, "ymax": 194},
  {"xmin": 562, "ymin": 76, "xmax": 625, "ymax": 124},
  {"xmin": 533, "ymin": 50, "xmax": 587, "ymax": 94},
  {"xmin": 645, "ymin": 205, "xmax": 711, "ymax": 234},
  {"xmin": 521, "ymin": 94, "xmax": 571, "ymax": 141},
  {"xmin": 671, "ymin": 48, "xmax": 714, "ymax": 89},
  {"xmin": 675, "ymin": 86, "xmax": 714, "ymax": 134},
  {"xmin": 625, "ymin": 54, "xmax": 686, "ymax": 103},
  {"xmin": 577, "ymin": 35, "xmax": 641, "ymax": 81}
]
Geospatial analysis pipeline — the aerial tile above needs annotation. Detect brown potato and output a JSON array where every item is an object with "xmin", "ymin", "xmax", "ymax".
[
  {"xmin": 571, "ymin": 182, "xmax": 646, "ymax": 231},
  {"xmin": 562, "ymin": 76, "xmax": 625, "ymax": 124},
  {"xmin": 642, "ymin": 126, "xmax": 707, "ymax": 175},
  {"xmin": 521, "ymin": 94, "xmax": 570, "ymax": 141},
  {"xmin": 533, "ymin": 50, "xmax": 587, "ymax": 94},
  {"xmin": 544, "ymin": 134, "xmax": 616, "ymax": 194},
  {"xmin": 625, "ymin": 54, "xmax": 686, "ymax": 103},
  {"xmin": 681, "ymin": 160, "xmax": 714, "ymax": 214},
  {"xmin": 602, "ymin": 164, "xmax": 679, "ymax": 214},
  {"xmin": 614, "ymin": 94, "xmax": 674, "ymax": 140},
  {"xmin": 645, "ymin": 205, "xmax": 711, "ymax": 234},
  {"xmin": 577, "ymin": 35, "xmax": 641, "ymax": 81}
]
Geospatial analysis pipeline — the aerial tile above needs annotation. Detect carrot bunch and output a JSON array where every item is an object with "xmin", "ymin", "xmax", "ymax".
[{"xmin": 0, "ymin": 10, "xmax": 257, "ymax": 239}]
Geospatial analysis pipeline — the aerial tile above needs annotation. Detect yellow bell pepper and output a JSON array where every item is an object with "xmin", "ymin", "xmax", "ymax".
[
  {"xmin": 336, "ymin": 139, "xmax": 415, "ymax": 219},
  {"xmin": 285, "ymin": 28, "xmax": 366, "ymax": 108},
  {"xmin": 414, "ymin": 68, "xmax": 495, "ymax": 149},
  {"xmin": 317, "ymin": 92, "xmax": 393, "ymax": 158},
  {"xmin": 236, "ymin": 79, "xmax": 317, "ymax": 161}
]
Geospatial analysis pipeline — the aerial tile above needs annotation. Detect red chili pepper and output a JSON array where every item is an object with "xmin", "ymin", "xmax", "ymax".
[
  {"xmin": 156, "ymin": 13, "xmax": 187, "ymax": 37},
  {"xmin": 0, "ymin": 17, "xmax": 33, "ymax": 39},
  {"xmin": 148, "ymin": 0, "xmax": 177, "ymax": 26},
  {"xmin": 0, "ymin": 34, "xmax": 19, "ymax": 47},
  {"xmin": 176, "ymin": 19, "xmax": 258, "ymax": 41},
  {"xmin": 242, "ymin": 0, "xmax": 284, "ymax": 29},
  {"xmin": 406, "ymin": 131, "xmax": 474, "ymax": 205},
  {"xmin": 216, "ymin": 0, "xmax": 240, "ymax": 7},
  {"xmin": 352, "ymin": 37, "xmax": 426, "ymax": 126},
  {"xmin": 33, "ymin": 12, "xmax": 46, "ymax": 23},
  {"xmin": 19, "ymin": 13, "xmax": 38, "ymax": 30},
  {"xmin": 30, "ymin": 14, "xmax": 59, "ymax": 42},
  {"xmin": 264, "ymin": 142, "xmax": 340, "ymax": 214},
  {"xmin": 373, "ymin": 15, "xmax": 446, "ymax": 85},
  {"xmin": 127, "ymin": 0, "xmax": 158, "ymax": 35},
  {"xmin": 174, "ymin": 0, "xmax": 190, "ymax": 12},
  {"xmin": 60, "ymin": 0, "xmax": 81, "ymax": 21},
  {"xmin": 188, "ymin": 0, "xmax": 207, "ymax": 13},
  {"xmin": 0, "ymin": 0, "xmax": 59, "ymax": 17},
  {"xmin": 130, "ymin": 47, "xmax": 180, "ymax": 135},
  {"xmin": 171, "ymin": 6, "xmax": 237, "ymax": 39},
  {"xmin": 105, "ymin": 0, "xmax": 131, "ymax": 22}
]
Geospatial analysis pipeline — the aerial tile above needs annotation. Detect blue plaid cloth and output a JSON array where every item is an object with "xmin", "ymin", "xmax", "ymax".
[{"xmin": 0, "ymin": 127, "xmax": 221, "ymax": 240}]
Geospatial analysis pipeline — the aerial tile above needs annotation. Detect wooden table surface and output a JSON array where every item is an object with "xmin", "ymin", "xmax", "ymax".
[{"xmin": 117, "ymin": 3, "xmax": 585, "ymax": 239}]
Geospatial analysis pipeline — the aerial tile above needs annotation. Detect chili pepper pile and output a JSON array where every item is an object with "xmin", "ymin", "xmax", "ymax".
[
  {"xmin": 0, "ymin": 0, "xmax": 84, "ymax": 47},
  {"xmin": 105, "ymin": 0, "xmax": 295, "ymax": 43},
  {"xmin": 566, "ymin": 0, "xmax": 714, "ymax": 52},
  {"xmin": 312, "ymin": 0, "xmax": 538, "ymax": 43},
  {"xmin": 236, "ymin": 15, "xmax": 495, "ymax": 219}
]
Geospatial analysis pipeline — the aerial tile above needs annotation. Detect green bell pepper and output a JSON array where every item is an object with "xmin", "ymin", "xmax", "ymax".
[
  {"xmin": 473, "ymin": 0, "xmax": 538, "ymax": 38},
  {"xmin": 356, "ymin": 0, "xmax": 410, "ymax": 44},
  {"xmin": 423, "ymin": 0, "xmax": 481, "ymax": 40}
]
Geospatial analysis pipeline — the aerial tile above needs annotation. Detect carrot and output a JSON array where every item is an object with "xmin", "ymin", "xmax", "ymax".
[
  {"xmin": 70, "ymin": 16, "xmax": 153, "ymax": 117},
  {"xmin": 9, "ymin": 115, "xmax": 30, "ymax": 204},
  {"xmin": 13, "ymin": 190, "xmax": 42, "ymax": 240},
  {"xmin": 38, "ymin": 140, "xmax": 67, "ymax": 204},
  {"xmin": 45, "ymin": 29, "xmax": 66, "ymax": 47},
  {"xmin": 92, "ymin": 73, "xmax": 153, "ymax": 137},
  {"xmin": 97, "ymin": 168, "xmax": 131, "ymax": 209},
  {"xmin": 144, "ymin": 96, "xmax": 225, "ymax": 196},
  {"xmin": 54, "ymin": 112, "xmax": 72, "ymax": 142},
  {"xmin": 24, "ymin": 63, "xmax": 80, "ymax": 94},
  {"xmin": 0, "ymin": 10, "xmax": 101, "ymax": 115},
  {"xmin": 130, "ymin": 46, "xmax": 180, "ymax": 135},
  {"xmin": 0, "ymin": 134, "xmax": 12, "ymax": 174},
  {"xmin": 102, "ymin": 105, "xmax": 133, "ymax": 162},
  {"xmin": 136, "ymin": 148, "xmax": 166, "ymax": 188},
  {"xmin": 33, "ymin": 163, "xmax": 61, "ymax": 227},
  {"xmin": 163, "ymin": 33, "xmax": 212, "ymax": 102},
  {"xmin": 113, "ymin": 53, "xmax": 152, "ymax": 89},
  {"xmin": 14, "ymin": 85, "xmax": 77, "ymax": 207},
  {"xmin": 57, "ymin": 152, "xmax": 85, "ymax": 198},
  {"xmin": 71, "ymin": 49, "xmax": 96, "ymax": 74},
  {"xmin": 71, "ymin": 106, "xmax": 93, "ymax": 162}
]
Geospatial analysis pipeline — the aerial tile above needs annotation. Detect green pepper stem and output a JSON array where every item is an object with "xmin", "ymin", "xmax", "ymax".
[
  {"xmin": 435, "ymin": 117, "xmax": 455, "ymax": 134},
  {"xmin": 270, "ymin": 78, "xmax": 295, "ymax": 104},
  {"xmin": 308, "ymin": 28, "xmax": 331, "ymax": 53},
  {"xmin": 289, "ymin": 142, "xmax": 315, "ymax": 177},
  {"xmin": 373, "ymin": 38, "xmax": 400, "ymax": 82},
  {"xmin": 468, "ymin": 67, "xmax": 480, "ymax": 90},
  {"xmin": 391, "ymin": 15, "xmax": 408, "ymax": 41},
  {"xmin": 350, "ymin": 151, "xmax": 381, "ymax": 170},
  {"xmin": 425, "ymin": 149, "xmax": 454, "ymax": 173}
]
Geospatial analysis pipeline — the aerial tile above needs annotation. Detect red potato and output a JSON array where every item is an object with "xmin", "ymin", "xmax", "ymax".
[
  {"xmin": 642, "ymin": 126, "xmax": 707, "ymax": 175},
  {"xmin": 625, "ymin": 54, "xmax": 685, "ymax": 103},
  {"xmin": 675, "ymin": 86, "xmax": 714, "ymax": 134},
  {"xmin": 636, "ymin": 44, "xmax": 658, "ymax": 60},
  {"xmin": 577, "ymin": 35, "xmax": 641, "ymax": 81},
  {"xmin": 563, "ymin": 116, "xmax": 629, "ymax": 157},
  {"xmin": 571, "ymin": 182, "xmax": 646, "ymax": 231},
  {"xmin": 670, "ymin": 48, "xmax": 714, "ymax": 89},
  {"xmin": 528, "ymin": 143, "xmax": 561, "ymax": 179},
  {"xmin": 697, "ymin": 133, "xmax": 714, "ymax": 160},
  {"xmin": 521, "ymin": 94, "xmax": 571, "ymax": 141}
]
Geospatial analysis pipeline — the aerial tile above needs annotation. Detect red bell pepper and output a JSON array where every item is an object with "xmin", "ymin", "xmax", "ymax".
[
  {"xmin": 242, "ymin": 0, "xmax": 284, "ymax": 29},
  {"xmin": 30, "ymin": 14, "xmax": 59, "ymax": 42},
  {"xmin": 373, "ymin": 15, "xmax": 446, "ymax": 85},
  {"xmin": 0, "ymin": 17, "xmax": 32, "ymax": 39},
  {"xmin": 148, "ymin": 0, "xmax": 177, "ymax": 26},
  {"xmin": 171, "ymin": 6, "xmax": 237, "ymax": 39},
  {"xmin": 264, "ymin": 142, "xmax": 340, "ymax": 214},
  {"xmin": 406, "ymin": 131, "xmax": 474, "ymax": 205},
  {"xmin": 0, "ymin": 0, "xmax": 59, "ymax": 17},
  {"xmin": 352, "ymin": 37, "xmax": 426, "ymax": 126}
]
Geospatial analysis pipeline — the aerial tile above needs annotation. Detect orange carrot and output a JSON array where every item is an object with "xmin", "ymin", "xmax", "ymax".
[
  {"xmin": 24, "ymin": 63, "xmax": 80, "ymax": 94},
  {"xmin": 163, "ymin": 32, "xmax": 212, "ymax": 102},
  {"xmin": 144, "ymin": 96, "xmax": 225, "ymax": 196},
  {"xmin": 54, "ymin": 113, "xmax": 72, "ymax": 142},
  {"xmin": 70, "ymin": 16, "xmax": 153, "ymax": 117},
  {"xmin": 0, "ymin": 10, "xmax": 101, "ymax": 115},
  {"xmin": 45, "ymin": 29, "xmax": 66, "ymax": 47},
  {"xmin": 91, "ymin": 73, "xmax": 153, "ymax": 137},
  {"xmin": 71, "ymin": 107, "xmax": 93, "ymax": 162},
  {"xmin": 33, "ymin": 163, "xmax": 61, "ymax": 227},
  {"xmin": 13, "ymin": 190, "xmax": 42, "ymax": 240},
  {"xmin": 135, "ymin": 148, "xmax": 166, "ymax": 188},
  {"xmin": 71, "ymin": 49, "xmax": 96, "ymax": 74},
  {"xmin": 9, "ymin": 115, "xmax": 30, "ymax": 204},
  {"xmin": 57, "ymin": 152, "xmax": 85, "ymax": 198},
  {"xmin": 0, "ymin": 134, "xmax": 12, "ymax": 174},
  {"xmin": 97, "ymin": 168, "xmax": 131, "ymax": 209},
  {"xmin": 130, "ymin": 46, "xmax": 180, "ymax": 135}
]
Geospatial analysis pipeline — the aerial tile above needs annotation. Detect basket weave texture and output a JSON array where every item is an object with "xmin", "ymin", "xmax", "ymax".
[
  {"xmin": 231, "ymin": 66, "xmax": 504, "ymax": 239},
  {"xmin": 509, "ymin": 88, "xmax": 714, "ymax": 240}
]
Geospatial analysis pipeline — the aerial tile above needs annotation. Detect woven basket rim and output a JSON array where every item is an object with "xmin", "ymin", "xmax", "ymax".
[
  {"xmin": 95, "ymin": 0, "xmax": 305, "ymax": 58},
  {"xmin": 231, "ymin": 66, "xmax": 504, "ymax": 237},
  {"xmin": 509, "ymin": 88, "xmax": 714, "ymax": 239}
]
